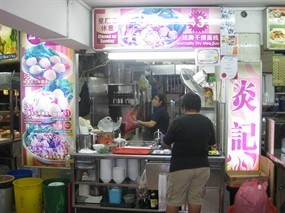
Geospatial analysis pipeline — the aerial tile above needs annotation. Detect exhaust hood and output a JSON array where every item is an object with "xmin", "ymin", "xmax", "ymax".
[{"xmin": 107, "ymin": 51, "xmax": 196, "ymax": 61}]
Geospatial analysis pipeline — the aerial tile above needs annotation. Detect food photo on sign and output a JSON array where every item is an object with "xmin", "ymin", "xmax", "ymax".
[
  {"xmin": 118, "ymin": 8, "xmax": 187, "ymax": 48},
  {"xmin": 23, "ymin": 124, "xmax": 72, "ymax": 165},
  {"xmin": 22, "ymin": 43, "xmax": 73, "ymax": 82}
]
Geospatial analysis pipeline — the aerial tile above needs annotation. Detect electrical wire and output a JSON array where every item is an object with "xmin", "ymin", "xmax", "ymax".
[{"xmin": 79, "ymin": 59, "xmax": 110, "ymax": 82}]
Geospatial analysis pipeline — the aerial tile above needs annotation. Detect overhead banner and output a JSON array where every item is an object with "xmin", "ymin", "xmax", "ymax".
[
  {"xmin": 21, "ymin": 33, "xmax": 75, "ymax": 167},
  {"xmin": 226, "ymin": 62, "xmax": 261, "ymax": 171},
  {"xmin": 92, "ymin": 7, "xmax": 221, "ymax": 50}
]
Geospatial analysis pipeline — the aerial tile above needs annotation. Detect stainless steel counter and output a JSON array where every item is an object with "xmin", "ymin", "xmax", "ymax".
[
  {"xmin": 70, "ymin": 152, "xmax": 226, "ymax": 213},
  {"xmin": 71, "ymin": 152, "xmax": 225, "ymax": 161},
  {"xmin": 264, "ymin": 149, "xmax": 285, "ymax": 168}
]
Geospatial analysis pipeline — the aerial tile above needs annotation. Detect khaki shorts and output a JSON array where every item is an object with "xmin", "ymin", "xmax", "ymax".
[{"xmin": 166, "ymin": 167, "xmax": 210, "ymax": 206}]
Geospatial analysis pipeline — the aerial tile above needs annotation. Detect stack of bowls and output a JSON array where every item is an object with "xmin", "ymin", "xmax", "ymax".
[
  {"xmin": 127, "ymin": 159, "xmax": 140, "ymax": 181},
  {"xmin": 116, "ymin": 159, "xmax": 127, "ymax": 177},
  {"xmin": 112, "ymin": 167, "xmax": 125, "ymax": 184},
  {"xmin": 100, "ymin": 159, "xmax": 112, "ymax": 183}
]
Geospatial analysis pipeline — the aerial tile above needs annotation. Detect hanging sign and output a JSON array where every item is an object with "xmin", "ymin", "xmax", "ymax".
[{"xmin": 93, "ymin": 7, "xmax": 221, "ymax": 50}]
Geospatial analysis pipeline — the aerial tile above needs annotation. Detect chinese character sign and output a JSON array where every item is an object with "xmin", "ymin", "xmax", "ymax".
[
  {"xmin": 93, "ymin": 7, "xmax": 221, "ymax": 50},
  {"xmin": 226, "ymin": 62, "xmax": 261, "ymax": 171}
]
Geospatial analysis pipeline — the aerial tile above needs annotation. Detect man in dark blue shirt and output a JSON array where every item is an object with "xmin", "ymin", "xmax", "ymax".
[{"xmin": 134, "ymin": 94, "xmax": 169, "ymax": 139}]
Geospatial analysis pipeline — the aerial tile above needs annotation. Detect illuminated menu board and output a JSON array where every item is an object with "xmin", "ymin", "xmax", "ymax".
[
  {"xmin": 21, "ymin": 33, "xmax": 75, "ymax": 167},
  {"xmin": 265, "ymin": 7, "xmax": 285, "ymax": 50},
  {"xmin": 93, "ymin": 7, "xmax": 221, "ymax": 50},
  {"xmin": 226, "ymin": 62, "xmax": 261, "ymax": 171},
  {"xmin": 0, "ymin": 24, "xmax": 18, "ymax": 62}
]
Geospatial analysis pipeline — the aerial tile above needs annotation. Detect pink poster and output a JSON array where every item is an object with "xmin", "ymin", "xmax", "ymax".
[
  {"xmin": 226, "ymin": 62, "xmax": 261, "ymax": 171},
  {"xmin": 21, "ymin": 33, "xmax": 75, "ymax": 167},
  {"xmin": 93, "ymin": 7, "xmax": 221, "ymax": 50}
]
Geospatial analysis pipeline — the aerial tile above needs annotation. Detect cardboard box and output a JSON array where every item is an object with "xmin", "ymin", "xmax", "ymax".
[
  {"xmin": 225, "ymin": 155, "xmax": 274, "ymax": 197},
  {"xmin": 226, "ymin": 170, "xmax": 268, "ymax": 187}
]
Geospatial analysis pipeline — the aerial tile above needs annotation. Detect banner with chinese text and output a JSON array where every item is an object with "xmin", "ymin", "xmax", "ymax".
[
  {"xmin": 93, "ymin": 7, "xmax": 221, "ymax": 50},
  {"xmin": 226, "ymin": 62, "xmax": 261, "ymax": 171},
  {"xmin": 21, "ymin": 33, "xmax": 75, "ymax": 167}
]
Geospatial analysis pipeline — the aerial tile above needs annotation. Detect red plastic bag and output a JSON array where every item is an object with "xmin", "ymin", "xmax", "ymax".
[
  {"xmin": 122, "ymin": 107, "xmax": 137, "ymax": 137},
  {"xmin": 233, "ymin": 179, "xmax": 269, "ymax": 213},
  {"xmin": 229, "ymin": 199, "xmax": 277, "ymax": 213}
]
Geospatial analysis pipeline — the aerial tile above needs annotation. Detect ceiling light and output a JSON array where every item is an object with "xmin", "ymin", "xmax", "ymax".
[{"xmin": 108, "ymin": 51, "xmax": 196, "ymax": 60}]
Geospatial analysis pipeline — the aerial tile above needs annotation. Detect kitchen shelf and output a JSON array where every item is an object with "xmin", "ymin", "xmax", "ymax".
[
  {"xmin": 74, "ymin": 181, "xmax": 137, "ymax": 188},
  {"xmin": 0, "ymin": 71, "xmax": 21, "ymax": 170},
  {"xmin": 108, "ymin": 104, "xmax": 132, "ymax": 107},
  {"xmin": 108, "ymin": 84, "xmax": 137, "ymax": 120}
]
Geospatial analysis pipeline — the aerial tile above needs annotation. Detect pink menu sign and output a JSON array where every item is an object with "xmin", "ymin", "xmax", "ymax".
[
  {"xmin": 93, "ymin": 7, "xmax": 221, "ymax": 50},
  {"xmin": 21, "ymin": 33, "xmax": 75, "ymax": 167},
  {"xmin": 226, "ymin": 62, "xmax": 261, "ymax": 171}
]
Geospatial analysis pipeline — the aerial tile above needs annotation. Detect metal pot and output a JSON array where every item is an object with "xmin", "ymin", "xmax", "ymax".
[{"xmin": 90, "ymin": 133, "xmax": 97, "ymax": 145}]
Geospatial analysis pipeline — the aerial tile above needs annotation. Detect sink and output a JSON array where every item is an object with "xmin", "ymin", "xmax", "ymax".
[{"xmin": 125, "ymin": 140, "xmax": 155, "ymax": 147}]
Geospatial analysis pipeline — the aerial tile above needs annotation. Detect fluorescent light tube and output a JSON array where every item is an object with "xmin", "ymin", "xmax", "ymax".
[{"xmin": 108, "ymin": 51, "xmax": 195, "ymax": 60}]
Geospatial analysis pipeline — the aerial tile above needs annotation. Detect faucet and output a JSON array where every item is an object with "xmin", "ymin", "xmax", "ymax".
[{"xmin": 153, "ymin": 129, "xmax": 162, "ymax": 146}]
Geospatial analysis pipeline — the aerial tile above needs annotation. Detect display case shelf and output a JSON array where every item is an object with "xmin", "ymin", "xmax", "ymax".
[{"xmin": 0, "ymin": 71, "xmax": 21, "ymax": 170}]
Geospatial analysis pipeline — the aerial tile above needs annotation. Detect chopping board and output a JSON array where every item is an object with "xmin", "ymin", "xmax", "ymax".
[{"xmin": 112, "ymin": 146, "xmax": 152, "ymax": 155}]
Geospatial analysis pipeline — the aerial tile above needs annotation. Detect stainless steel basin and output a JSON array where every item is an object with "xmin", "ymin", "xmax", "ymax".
[{"xmin": 125, "ymin": 140, "xmax": 155, "ymax": 147}]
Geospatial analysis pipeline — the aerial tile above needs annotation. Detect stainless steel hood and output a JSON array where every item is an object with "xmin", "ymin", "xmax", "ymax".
[{"xmin": 82, "ymin": 0, "xmax": 283, "ymax": 8}]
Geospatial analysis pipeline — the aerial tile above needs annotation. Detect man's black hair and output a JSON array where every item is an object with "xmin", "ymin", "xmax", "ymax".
[{"xmin": 181, "ymin": 92, "xmax": 201, "ymax": 112}]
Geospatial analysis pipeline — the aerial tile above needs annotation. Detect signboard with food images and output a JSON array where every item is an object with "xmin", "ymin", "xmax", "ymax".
[
  {"xmin": 265, "ymin": 7, "xmax": 285, "ymax": 50},
  {"xmin": 0, "ymin": 24, "xmax": 18, "ymax": 62},
  {"xmin": 20, "ymin": 33, "xmax": 75, "ymax": 167},
  {"xmin": 93, "ymin": 7, "xmax": 221, "ymax": 50}
]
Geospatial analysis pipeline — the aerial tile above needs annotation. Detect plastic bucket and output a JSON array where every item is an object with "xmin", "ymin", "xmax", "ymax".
[
  {"xmin": 42, "ymin": 178, "xmax": 70, "ymax": 213},
  {"xmin": 0, "ymin": 175, "xmax": 15, "ymax": 213},
  {"xmin": 13, "ymin": 177, "xmax": 43, "ymax": 213},
  {"xmin": 7, "ymin": 169, "xmax": 33, "ymax": 179},
  {"xmin": 109, "ymin": 187, "xmax": 122, "ymax": 204}
]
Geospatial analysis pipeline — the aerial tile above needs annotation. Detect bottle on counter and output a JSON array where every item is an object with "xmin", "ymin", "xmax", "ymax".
[{"xmin": 150, "ymin": 190, "xmax": 158, "ymax": 209}]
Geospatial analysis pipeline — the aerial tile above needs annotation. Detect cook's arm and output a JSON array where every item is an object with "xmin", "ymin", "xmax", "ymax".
[{"xmin": 135, "ymin": 120, "xmax": 157, "ymax": 128}]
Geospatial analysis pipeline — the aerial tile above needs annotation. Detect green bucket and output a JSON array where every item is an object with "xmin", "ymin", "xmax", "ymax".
[{"xmin": 42, "ymin": 178, "xmax": 70, "ymax": 213}]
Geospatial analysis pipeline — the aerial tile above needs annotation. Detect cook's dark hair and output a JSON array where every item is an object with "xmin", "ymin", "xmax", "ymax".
[
  {"xmin": 182, "ymin": 92, "xmax": 201, "ymax": 112},
  {"xmin": 153, "ymin": 93, "xmax": 167, "ymax": 108}
]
